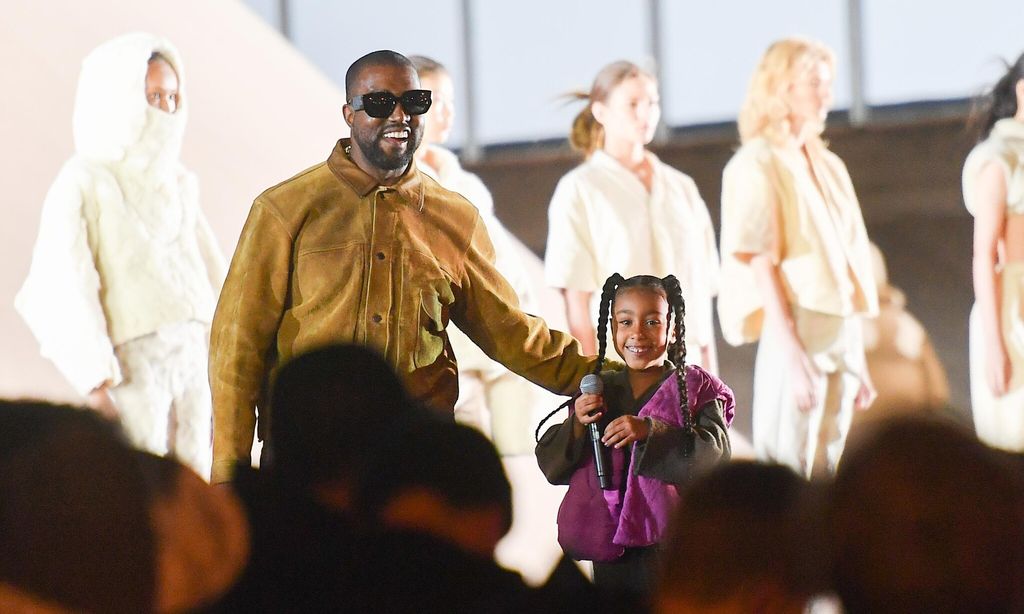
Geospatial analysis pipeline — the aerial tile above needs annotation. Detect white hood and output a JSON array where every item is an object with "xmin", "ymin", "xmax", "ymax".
[{"xmin": 72, "ymin": 32, "xmax": 187, "ymax": 167}]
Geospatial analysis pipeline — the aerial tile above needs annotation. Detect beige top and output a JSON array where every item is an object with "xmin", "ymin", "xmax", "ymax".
[
  {"xmin": 718, "ymin": 137, "xmax": 877, "ymax": 346},
  {"xmin": 963, "ymin": 117, "xmax": 1024, "ymax": 217},
  {"xmin": 14, "ymin": 158, "xmax": 225, "ymax": 396},
  {"xmin": 544, "ymin": 149, "xmax": 719, "ymax": 348},
  {"xmin": 15, "ymin": 33, "xmax": 226, "ymax": 396}
]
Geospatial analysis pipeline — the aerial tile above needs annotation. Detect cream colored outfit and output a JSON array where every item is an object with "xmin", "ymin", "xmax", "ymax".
[
  {"xmin": 719, "ymin": 137, "xmax": 877, "ymax": 476},
  {"xmin": 963, "ymin": 118, "xmax": 1024, "ymax": 451},
  {"xmin": 15, "ymin": 34, "xmax": 225, "ymax": 477},
  {"xmin": 544, "ymin": 149, "xmax": 719, "ymax": 363},
  {"xmin": 420, "ymin": 145, "xmax": 548, "ymax": 454}
]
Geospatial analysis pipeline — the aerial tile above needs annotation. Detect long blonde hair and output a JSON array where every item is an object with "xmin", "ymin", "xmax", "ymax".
[
  {"xmin": 738, "ymin": 37, "xmax": 835, "ymax": 145},
  {"xmin": 569, "ymin": 61, "xmax": 656, "ymax": 157}
]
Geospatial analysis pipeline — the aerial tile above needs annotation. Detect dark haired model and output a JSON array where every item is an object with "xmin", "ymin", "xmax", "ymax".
[
  {"xmin": 408, "ymin": 55, "xmax": 547, "ymax": 456},
  {"xmin": 963, "ymin": 52, "xmax": 1024, "ymax": 452}
]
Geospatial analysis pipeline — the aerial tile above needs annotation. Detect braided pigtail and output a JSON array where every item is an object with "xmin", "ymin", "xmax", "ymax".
[
  {"xmin": 595, "ymin": 273, "xmax": 624, "ymax": 374},
  {"xmin": 661, "ymin": 275, "xmax": 691, "ymax": 433}
]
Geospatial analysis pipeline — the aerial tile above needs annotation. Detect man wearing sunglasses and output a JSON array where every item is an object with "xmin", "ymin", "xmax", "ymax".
[{"xmin": 208, "ymin": 50, "xmax": 595, "ymax": 483}]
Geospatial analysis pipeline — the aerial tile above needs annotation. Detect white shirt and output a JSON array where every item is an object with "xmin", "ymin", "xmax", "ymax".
[
  {"xmin": 544, "ymin": 149, "xmax": 719, "ymax": 348},
  {"xmin": 718, "ymin": 137, "xmax": 877, "ymax": 347}
]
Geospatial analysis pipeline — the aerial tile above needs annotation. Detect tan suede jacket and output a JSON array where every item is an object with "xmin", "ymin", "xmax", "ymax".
[{"xmin": 209, "ymin": 140, "xmax": 592, "ymax": 481}]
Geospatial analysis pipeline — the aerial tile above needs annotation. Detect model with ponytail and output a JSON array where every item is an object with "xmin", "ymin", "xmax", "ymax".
[{"xmin": 544, "ymin": 61, "xmax": 720, "ymax": 373}]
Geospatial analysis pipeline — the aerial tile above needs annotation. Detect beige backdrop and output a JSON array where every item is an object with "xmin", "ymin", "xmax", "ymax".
[{"xmin": 1, "ymin": 0, "xmax": 347, "ymax": 400}]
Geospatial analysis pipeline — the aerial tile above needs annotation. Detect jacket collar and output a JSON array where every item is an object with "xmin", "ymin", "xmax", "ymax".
[{"xmin": 326, "ymin": 138, "xmax": 425, "ymax": 210}]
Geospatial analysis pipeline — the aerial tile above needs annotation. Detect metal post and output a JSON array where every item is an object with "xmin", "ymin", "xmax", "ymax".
[
  {"xmin": 277, "ymin": 0, "xmax": 291, "ymax": 40},
  {"xmin": 459, "ymin": 0, "xmax": 482, "ymax": 162},
  {"xmin": 846, "ymin": 0, "xmax": 868, "ymax": 125},
  {"xmin": 648, "ymin": 0, "xmax": 670, "ymax": 143}
]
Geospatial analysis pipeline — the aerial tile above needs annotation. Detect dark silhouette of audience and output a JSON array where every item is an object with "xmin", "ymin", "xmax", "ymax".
[
  {"xmin": 344, "ymin": 417, "xmax": 534, "ymax": 612},
  {"xmin": 656, "ymin": 461, "xmax": 827, "ymax": 613},
  {"xmin": 829, "ymin": 416, "xmax": 1024, "ymax": 613},
  {"xmin": 6, "ymin": 346, "xmax": 1024, "ymax": 613},
  {"xmin": 224, "ymin": 343, "xmax": 644, "ymax": 612},
  {"xmin": 222, "ymin": 344, "xmax": 420, "ymax": 612},
  {"xmin": 0, "ymin": 400, "xmax": 248, "ymax": 613}
]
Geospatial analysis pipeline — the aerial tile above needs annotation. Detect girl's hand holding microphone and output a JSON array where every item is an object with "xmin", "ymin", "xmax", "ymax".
[
  {"xmin": 572, "ymin": 392, "xmax": 604, "ymax": 438},
  {"xmin": 572, "ymin": 393, "xmax": 651, "ymax": 448},
  {"xmin": 574, "ymin": 393, "xmax": 604, "ymax": 424}
]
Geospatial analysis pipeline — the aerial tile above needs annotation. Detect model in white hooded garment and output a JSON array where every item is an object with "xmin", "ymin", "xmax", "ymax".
[{"xmin": 16, "ymin": 32, "xmax": 226, "ymax": 479}]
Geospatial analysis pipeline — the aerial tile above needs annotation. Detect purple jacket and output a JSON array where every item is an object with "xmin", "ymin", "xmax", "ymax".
[{"xmin": 555, "ymin": 365, "xmax": 734, "ymax": 562}]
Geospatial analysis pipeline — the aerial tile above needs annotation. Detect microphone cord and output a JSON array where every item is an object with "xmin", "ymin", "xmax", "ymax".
[{"xmin": 534, "ymin": 396, "xmax": 574, "ymax": 443}]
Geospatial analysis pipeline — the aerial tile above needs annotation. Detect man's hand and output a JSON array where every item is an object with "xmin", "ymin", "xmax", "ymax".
[{"xmin": 602, "ymin": 415, "xmax": 650, "ymax": 448}]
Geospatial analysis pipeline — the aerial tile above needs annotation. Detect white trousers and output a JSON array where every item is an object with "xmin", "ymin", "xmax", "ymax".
[
  {"xmin": 111, "ymin": 321, "xmax": 212, "ymax": 479},
  {"xmin": 969, "ymin": 263, "xmax": 1024, "ymax": 452},
  {"xmin": 753, "ymin": 308, "xmax": 862, "ymax": 477}
]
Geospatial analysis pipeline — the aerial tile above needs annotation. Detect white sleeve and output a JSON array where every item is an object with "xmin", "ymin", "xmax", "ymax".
[
  {"xmin": 15, "ymin": 162, "xmax": 121, "ymax": 395},
  {"xmin": 962, "ymin": 141, "xmax": 1013, "ymax": 217},
  {"xmin": 721, "ymin": 151, "xmax": 777, "ymax": 260},
  {"xmin": 544, "ymin": 173, "xmax": 600, "ymax": 292},
  {"xmin": 718, "ymin": 148, "xmax": 778, "ymax": 346},
  {"xmin": 182, "ymin": 171, "xmax": 227, "ymax": 293}
]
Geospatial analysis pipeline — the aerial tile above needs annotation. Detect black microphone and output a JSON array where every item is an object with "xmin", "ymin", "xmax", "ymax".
[{"xmin": 580, "ymin": 373, "xmax": 611, "ymax": 490}]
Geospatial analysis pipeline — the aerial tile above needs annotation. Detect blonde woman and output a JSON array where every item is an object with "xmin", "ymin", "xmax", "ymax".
[
  {"xmin": 718, "ymin": 38, "xmax": 878, "ymax": 477},
  {"xmin": 544, "ymin": 61, "xmax": 719, "ymax": 371},
  {"xmin": 964, "ymin": 52, "xmax": 1024, "ymax": 451}
]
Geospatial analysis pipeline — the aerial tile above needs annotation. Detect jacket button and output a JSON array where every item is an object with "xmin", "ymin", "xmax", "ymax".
[
  {"xmin": 372, "ymin": 314, "xmax": 382, "ymax": 323},
  {"xmin": 375, "ymin": 251, "xmax": 385, "ymax": 260}
]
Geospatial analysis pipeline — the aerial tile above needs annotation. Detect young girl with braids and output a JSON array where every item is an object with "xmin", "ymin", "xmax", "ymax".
[{"xmin": 535, "ymin": 273, "xmax": 734, "ymax": 597}]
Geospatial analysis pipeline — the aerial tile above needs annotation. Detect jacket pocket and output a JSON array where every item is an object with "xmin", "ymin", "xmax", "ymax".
[{"xmin": 414, "ymin": 289, "xmax": 447, "ymax": 368}]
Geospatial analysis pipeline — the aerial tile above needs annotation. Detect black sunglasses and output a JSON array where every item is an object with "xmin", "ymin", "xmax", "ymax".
[{"xmin": 348, "ymin": 89, "xmax": 432, "ymax": 118}]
